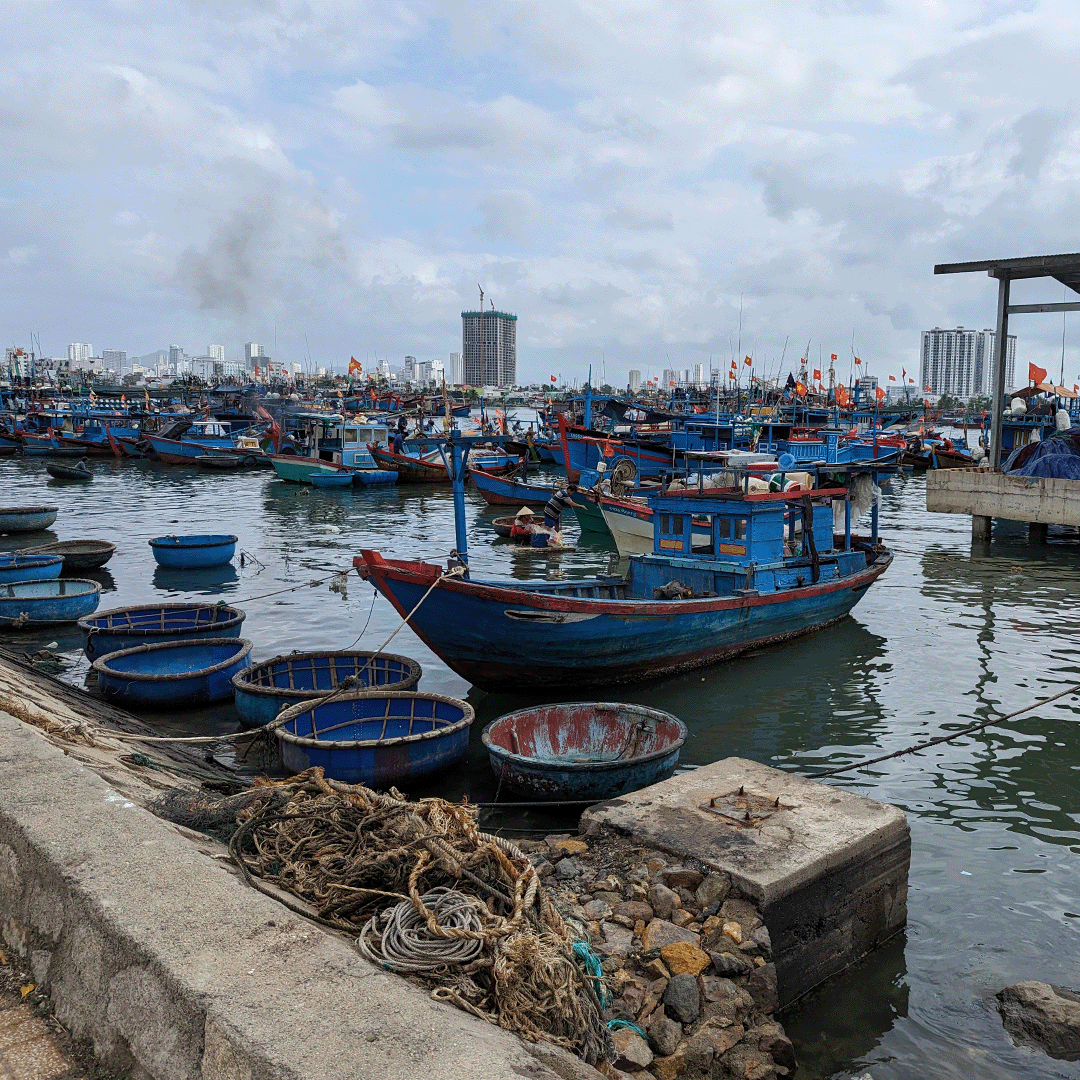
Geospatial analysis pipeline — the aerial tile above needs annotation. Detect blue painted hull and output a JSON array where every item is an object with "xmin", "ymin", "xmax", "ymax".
[
  {"xmin": 93, "ymin": 638, "xmax": 253, "ymax": 707},
  {"xmin": 470, "ymin": 467, "xmax": 552, "ymax": 506},
  {"xmin": 275, "ymin": 691, "xmax": 473, "ymax": 786},
  {"xmin": 0, "ymin": 556, "xmax": 63, "ymax": 584},
  {"xmin": 233, "ymin": 650, "xmax": 422, "ymax": 727},
  {"xmin": 0, "ymin": 578, "xmax": 101, "ymax": 626},
  {"xmin": 150, "ymin": 534, "xmax": 237, "ymax": 568},
  {"xmin": 354, "ymin": 470, "xmax": 397, "ymax": 485},
  {"xmin": 357, "ymin": 551, "xmax": 891, "ymax": 691},
  {"xmin": 79, "ymin": 602, "xmax": 246, "ymax": 660}
]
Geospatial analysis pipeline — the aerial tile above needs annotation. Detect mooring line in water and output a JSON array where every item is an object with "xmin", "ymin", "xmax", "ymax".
[{"xmin": 807, "ymin": 681, "xmax": 1080, "ymax": 779}]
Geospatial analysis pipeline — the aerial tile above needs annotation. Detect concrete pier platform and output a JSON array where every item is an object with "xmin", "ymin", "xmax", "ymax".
[
  {"xmin": 581, "ymin": 756, "xmax": 910, "ymax": 1008},
  {"xmin": 0, "ymin": 713, "xmax": 575, "ymax": 1080}
]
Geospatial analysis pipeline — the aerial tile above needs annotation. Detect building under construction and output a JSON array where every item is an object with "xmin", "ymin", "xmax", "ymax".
[{"xmin": 461, "ymin": 309, "xmax": 517, "ymax": 387}]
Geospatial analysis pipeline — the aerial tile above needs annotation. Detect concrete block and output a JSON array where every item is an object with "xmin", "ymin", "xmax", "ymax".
[
  {"xmin": 582, "ymin": 756, "xmax": 909, "ymax": 1008},
  {"xmin": 927, "ymin": 469, "xmax": 1080, "ymax": 526}
]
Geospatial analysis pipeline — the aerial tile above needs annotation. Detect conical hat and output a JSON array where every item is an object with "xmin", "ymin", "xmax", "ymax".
[{"xmin": 515, "ymin": 506, "xmax": 535, "ymax": 517}]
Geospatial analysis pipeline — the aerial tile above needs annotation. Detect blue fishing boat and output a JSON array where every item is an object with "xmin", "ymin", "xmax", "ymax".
[
  {"xmin": 78, "ymin": 602, "xmax": 246, "ymax": 660},
  {"xmin": 0, "ymin": 554, "xmax": 63, "ymax": 584},
  {"xmin": 0, "ymin": 578, "xmax": 101, "ymax": 626},
  {"xmin": 482, "ymin": 702, "xmax": 687, "ymax": 801},
  {"xmin": 232, "ymin": 650, "xmax": 422, "ymax": 727},
  {"xmin": 0, "ymin": 506, "xmax": 58, "ymax": 532},
  {"xmin": 274, "ymin": 690, "xmax": 474, "ymax": 785},
  {"xmin": 356, "ymin": 463, "xmax": 893, "ymax": 691},
  {"xmin": 149, "ymin": 533, "xmax": 237, "ymax": 568},
  {"xmin": 270, "ymin": 414, "xmax": 392, "ymax": 484},
  {"xmin": 143, "ymin": 420, "xmax": 254, "ymax": 463},
  {"xmin": 93, "ymin": 637, "xmax": 253, "ymax": 707},
  {"xmin": 470, "ymin": 466, "xmax": 554, "ymax": 507}
]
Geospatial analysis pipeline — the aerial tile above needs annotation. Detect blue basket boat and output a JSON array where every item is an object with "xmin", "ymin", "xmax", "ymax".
[
  {"xmin": 149, "ymin": 533, "xmax": 237, "ymax": 569},
  {"xmin": 309, "ymin": 471, "xmax": 354, "ymax": 489},
  {"xmin": 274, "ymin": 691, "xmax": 474, "ymax": 786},
  {"xmin": 77, "ymin": 602, "xmax": 246, "ymax": 661},
  {"xmin": 92, "ymin": 637, "xmax": 254, "ymax": 708},
  {"xmin": 232, "ymin": 650, "xmax": 423, "ymax": 727},
  {"xmin": 0, "ymin": 506, "xmax": 59, "ymax": 533},
  {"xmin": 0, "ymin": 554, "xmax": 63, "ymax": 585},
  {"xmin": 482, "ymin": 702, "xmax": 687, "ymax": 802},
  {"xmin": 0, "ymin": 578, "xmax": 101, "ymax": 626}
]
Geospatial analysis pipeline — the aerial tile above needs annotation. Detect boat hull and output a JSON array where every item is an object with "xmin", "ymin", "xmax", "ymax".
[
  {"xmin": 0, "ymin": 506, "xmax": 58, "ymax": 532},
  {"xmin": 356, "ymin": 550, "xmax": 892, "ymax": 691},
  {"xmin": 93, "ymin": 638, "xmax": 253, "ymax": 707},
  {"xmin": 79, "ymin": 602, "xmax": 246, "ymax": 660},
  {"xmin": 0, "ymin": 578, "xmax": 101, "ymax": 626},
  {"xmin": 0, "ymin": 556, "xmax": 63, "ymax": 585},
  {"xmin": 470, "ymin": 467, "xmax": 552, "ymax": 507}
]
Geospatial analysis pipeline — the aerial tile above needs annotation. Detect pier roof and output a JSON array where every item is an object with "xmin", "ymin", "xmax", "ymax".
[{"xmin": 935, "ymin": 251, "xmax": 1080, "ymax": 295}]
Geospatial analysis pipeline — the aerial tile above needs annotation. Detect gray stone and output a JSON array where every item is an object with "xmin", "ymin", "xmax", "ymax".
[
  {"xmin": 554, "ymin": 857, "xmax": 581, "ymax": 879},
  {"xmin": 531, "ymin": 857, "xmax": 555, "ymax": 880},
  {"xmin": 648, "ymin": 1014, "xmax": 682, "ymax": 1057},
  {"xmin": 592, "ymin": 890, "xmax": 622, "ymax": 906},
  {"xmin": 748, "ymin": 962, "xmax": 778, "ymax": 1014},
  {"xmin": 648, "ymin": 883, "xmax": 680, "ymax": 919},
  {"xmin": 720, "ymin": 898, "xmax": 763, "ymax": 932},
  {"xmin": 596, "ymin": 922, "xmax": 634, "ymax": 959},
  {"xmin": 611, "ymin": 1028, "xmax": 653, "ymax": 1071},
  {"xmin": 699, "ymin": 975, "xmax": 738, "ymax": 1003},
  {"xmin": 663, "ymin": 972, "xmax": 701, "ymax": 1024},
  {"xmin": 695, "ymin": 872, "xmax": 731, "ymax": 911},
  {"xmin": 582, "ymin": 899, "xmax": 612, "ymax": 921},
  {"xmin": 703, "ymin": 987, "xmax": 754, "ymax": 1027},
  {"xmin": 711, "ymin": 950, "xmax": 751, "ymax": 976},
  {"xmin": 641, "ymin": 918, "xmax": 700, "ymax": 953},
  {"xmin": 757, "ymin": 1020, "xmax": 797, "ymax": 1073},
  {"xmin": 675, "ymin": 886, "xmax": 697, "ymax": 908},
  {"xmin": 998, "ymin": 981, "xmax": 1080, "ymax": 1061},
  {"xmin": 662, "ymin": 866, "xmax": 705, "ymax": 891}
]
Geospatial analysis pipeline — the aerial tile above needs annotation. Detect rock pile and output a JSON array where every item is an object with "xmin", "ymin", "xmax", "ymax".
[{"xmin": 520, "ymin": 826, "xmax": 796, "ymax": 1080}]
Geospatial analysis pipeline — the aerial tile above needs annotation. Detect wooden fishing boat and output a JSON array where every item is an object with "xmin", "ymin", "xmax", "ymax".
[
  {"xmin": 20, "ymin": 539, "xmax": 116, "ymax": 570},
  {"xmin": 149, "ymin": 533, "xmax": 237, "ymax": 569},
  {"xmin": 469, "ymin": 466, "xmax": 553, "ymax": 507},
  {"xmin": 0, "ymin": 506, "xmax": 58, "ymax": 533},
  {"xmin": 232, "ymin": 650, "xmax": 422, "ymax": 727},
  {"xmin": 369, "ymin": 445, "xmax": 452, "ymax": 483},
  {"xmin": 93, "ymin": 638, "xmax": 253, "ymax": 707},
  {"xmin": 0, "ymin": 578, "xmax": 101, "ymax": 626},
  {"xmin": 78, "ymin": 601, "xmax": 246, "ymax": 661},
  {"xmin": 273, "ymin": 690, "xmax": 474, "ymax": 786},
  {"xmin": 269, "ymin": 414, "xmax": 393, "ymax": 485},
  {"xmin": 45, "ymin": 461, "xmax": 92, "ymax": 481},
  {"xmin": 356, "ymin": 479, "xmax": 893, "ymax": 691},
  {"xmin": 0, "ymin": 554, "xmax": 63, "ymax": 585},
  {"xmin": 482, "ymin": 702, "xmax": 687, "ymax": 801},
  {"xmin": 196, "ymin": 454, "xmax": 243, "ymax": 469}
]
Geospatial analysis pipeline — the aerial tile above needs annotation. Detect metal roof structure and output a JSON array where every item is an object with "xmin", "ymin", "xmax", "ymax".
[{"xmin": 934, "ymin": 252, "xmax": 1080, "ymax": 468}]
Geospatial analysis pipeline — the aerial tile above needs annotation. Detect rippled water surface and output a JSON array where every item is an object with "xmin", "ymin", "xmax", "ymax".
[{"xmin": 3, "ymin": 452, "xmax": 1079, "ymax": 1079}]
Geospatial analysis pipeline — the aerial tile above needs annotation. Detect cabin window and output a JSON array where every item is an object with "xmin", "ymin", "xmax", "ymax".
[
  {"xmin": 343, "ymin": 429, "xmax": 358, "ymax": 443},
  {"xmin": 716, "ymin": 517, "xmax": 731, "ymax": 539},
  {"xmin": 734, "ymin": 518, "xmax": 748, "ymax": 541}
]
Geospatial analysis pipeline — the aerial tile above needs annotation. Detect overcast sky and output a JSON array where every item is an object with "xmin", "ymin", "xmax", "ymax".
[{"xmin": 2, "ymin": 0, "xmax": 1079, "ymax": 384}]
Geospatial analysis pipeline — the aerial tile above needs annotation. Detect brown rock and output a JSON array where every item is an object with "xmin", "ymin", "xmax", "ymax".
[
  {"xmin": 711, "ymin": 950, "xmax": 751, "ymax": 977},
  {"xmin": 597, "ymin": 922, "xmax": 635, "ymax": 959},
  {"xmin": 643, "ymin": 958, "xmax": 670, "ymax": 980},
  {"xmin": 747, "ymin": 962, "xmax": 778, "ymax": 1014},
  {"xmin": 720, "ymin": 1042, "xmax": 777, "ymax": 1080},
  {"xmin": 699, "ymin": 975, "xmax": 738, "ymax": 1003},
  {"xmin": 613, "ymin": 900, "xmax": 654, "ymax": 923},
  {"xmin": 721, "ymin": 920, "xmax": 744, "ymax": 944},
  {"xmin": 611, "ymin": 914, "xmax": 635, "ymax": 930},
  {"xmin": 559, "ymin": 838, "xmax": 590, "ymax": 856},
  {"xmin": 756, "ymin": 1021, "xmax": 797, "ymax": 1073},
  {"xmin": 611, "ymin": 1028, "xmax": 653, "ymax": 1071},
  {"xmin": 642, "ymin": 918, "xmax": 700, "ymax": 953},
  {"xmin": 660, "ymin": 942, "xmax": 711, "ymax": 977},
  {"xmin": 648, "ymin": 883, "xmax": 680, "ymax": 919},
  {"xmin": 662, "ymin": 866, "xmax": 705, "ymax": 891},
  {"xmin": 695, "ymin": 872, "xmax": 731, "ymax": 910},
  {"xmin": 648, "ymin": 1013, "xmax": 682, "ymax": 1057},
  {"xmin": 594, "ymin": 890, "xmax": 623, "ymax": 907},
  {"xmin": 687, "ymin": 1022, "xmax": 745, "ymax": 1068},
  {"xmin": 702, "ymin": 987, "xmax": 754, "ymax": 1027},
  {"xmin": 719, "ymin": 898, "xmax": 763, "ymax": 931},
  {"xmin": 633, "ymin": 919, "xmax": 646, "ymax": 937},
  {"xmin": 998, "ymin": 981, "xmax": 1080, "ymax": 1061},
  {"xmin": 584, "ymin": 899, "xmax": 613, "ymax": 921},
  {"xmin": 670, "ymin": 909, "xmax": 694, "ymax": 928},
  {"xmin": 644, "ymin": 854, "xmax": 667, "ymax": 876},
  {"xmin": 700, "ymin": 915, "xmax": 723, "ymax": 948},
  {"xmin": 650, "ymin": 1045, "xmax": 686, "ymax": 1080}
]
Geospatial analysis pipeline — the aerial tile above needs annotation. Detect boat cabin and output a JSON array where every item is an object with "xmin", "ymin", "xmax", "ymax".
[{"xmin": 284, "ymin": 413, "xmax": 390, "ymax": 468}]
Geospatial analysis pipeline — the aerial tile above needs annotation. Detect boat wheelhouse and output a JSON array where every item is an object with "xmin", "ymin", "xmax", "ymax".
[{"xmin": 270, "ymin": 413, "xmax": 392, "ymax": 483}]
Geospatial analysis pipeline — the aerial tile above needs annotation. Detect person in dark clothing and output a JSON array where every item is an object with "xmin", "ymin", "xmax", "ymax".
[{"xmin": 544, "ymin": 483, "xmax": 577, "ymax": 529}]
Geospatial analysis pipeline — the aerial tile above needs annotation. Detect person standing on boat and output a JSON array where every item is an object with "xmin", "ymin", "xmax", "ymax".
[
  {"xmin": 392, "ymin": 414, "xmax": 407, "ymax": 454},
  {"xmin": 544, "ymin": 483, "xmax": 577, "ymax": 530}
]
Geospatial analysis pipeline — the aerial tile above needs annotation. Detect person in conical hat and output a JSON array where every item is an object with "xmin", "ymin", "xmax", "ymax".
[{"xmin": 515, "ymin": 506, "xmax": 535, "ymax": 518}]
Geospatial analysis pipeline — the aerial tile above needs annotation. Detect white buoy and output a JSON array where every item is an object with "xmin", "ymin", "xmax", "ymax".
[
  {"xmin": 1056, "ymin": 409, "xmax": 1071, "ymax": 432},
  {"xmin": 1010, "ymin": 397, "xmax": 1027, "ymax": 415}
]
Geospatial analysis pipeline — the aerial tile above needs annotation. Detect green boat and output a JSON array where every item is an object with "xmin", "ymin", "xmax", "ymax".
[{"xmin": 269, "ymin": 414, "xmax": 395, "ymax": 485}]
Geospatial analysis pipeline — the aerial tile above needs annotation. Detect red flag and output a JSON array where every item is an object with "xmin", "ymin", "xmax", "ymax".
[
  {"xmin": 669, "ymin": 381, "xmax": 675, "ymax": 387},
  {"xmin": 854, "ymin": 356, "xmax": 862, "ymax": 366},
  {"xmin": 830, "ymin": 353, "xmax": 838, "ymax": 361},
  {"xmin": 743, "ymin": 355, "xmax": 752, "ymax": 366},
  {"xmin": 1074, "ymin": 384, "xmax": 1078, "ymax": 393},
  {"xmin": 836, "ymin": 384, "xmax": 849, "ymax": 406},
  {"xmin": 794, "ymin": 381, "xmax": 807, "ymax": 397},
  {"xmin": 348, "ymin": 357, "xmax": 362, "ymax": 376},
  {"xmin": 888, "ymin": 375, "xmax": 896, "ymax": 381},
  {"xmin": 1029, "ymin": 362, "xmax": 1048, "ymax": 385},
  {"xmin": 876, "ymin": 387, "xmax": 886, "ymax": 402},
  {"xmin": 908, "ymin": 378, "xmax": 914, "ymax": 384},
  {"xmin": 813, "ymin": 368, "xmax": 821, "ymax": 381},
  {"xmin": 924, "ymin": 385, "xmax": 931, "ymax": 392},
  {"xmin": 902, "ymin": 367, "xmax": 907, "ymax": 378},
  {"xmin": 550, "ymin": 375, "xmax": 557, "ymax": 383}
]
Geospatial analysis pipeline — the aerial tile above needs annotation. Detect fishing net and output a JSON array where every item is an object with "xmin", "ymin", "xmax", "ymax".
[{"xmin": 155, "ymin": 769, "xmax": 611, "ymax": 1063}]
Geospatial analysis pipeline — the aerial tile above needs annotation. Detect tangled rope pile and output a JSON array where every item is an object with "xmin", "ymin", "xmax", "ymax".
[{"xmin": 158, "ymin": 769, "xmax": 610, "ymax": 1063}]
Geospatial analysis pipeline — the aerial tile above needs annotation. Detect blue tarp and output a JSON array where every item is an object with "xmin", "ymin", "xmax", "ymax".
[{"xmin": 1003, "ymin": 432, "xmax": 1080, "ymax": 479}]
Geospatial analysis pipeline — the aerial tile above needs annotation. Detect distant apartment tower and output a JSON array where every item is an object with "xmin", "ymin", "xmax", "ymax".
[
  {"xmin": 661, "ymin": 368, "xmax": 680, "ymax": 388},
  {"xmin": 920, "ymin": 327, "xmax": 1016, "ymax": 398},
  {"xmin": 448, "ymin": 352, "xmax": 463, "ymax": 386},
  {"xmin": 208, "ymin": 344, "xmax": 225, "ymax": 364},
  {"xmin": 403, "ymin": 356, "xmax": 417, "ymax": 382},
  {"xmin": 69, "ymin": 343, "xmax": 93, "ymax": 365},
  {"xmin": 628, "ymin": 369, "xmax": 641, "ymax": 391},
  {"xmin": 693, "ymin": 363, "xmax": 705, "ymax": 388},
  {"xmin": 101, "ymin": 349, "xmax": 126, "ymax": 371},
  {"xmin": 462, "ymin": 309, "xmax": 517, "ymax": 386},
  {"xmin": 245, "ymin": 343, "xmax": 265, "ymax": 369}
]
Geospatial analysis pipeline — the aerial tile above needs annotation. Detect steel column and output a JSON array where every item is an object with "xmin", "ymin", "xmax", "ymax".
[{"xmin": 990, "ymin": 275, "xmax": 1010, "ymax": 470}]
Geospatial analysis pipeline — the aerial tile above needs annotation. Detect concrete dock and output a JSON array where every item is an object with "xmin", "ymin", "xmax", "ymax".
[{"xmin": 582, "ymin": 756, "xmax": 910, "ymax": 1008}]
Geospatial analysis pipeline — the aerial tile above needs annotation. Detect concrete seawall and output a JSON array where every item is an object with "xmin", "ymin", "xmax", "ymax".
[{"xmin": 0, "ymin": 713, "xmax": 576, "ymax": 1080}]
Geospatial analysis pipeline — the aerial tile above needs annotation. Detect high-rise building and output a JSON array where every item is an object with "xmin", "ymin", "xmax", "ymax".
[
  {"xmin": 693, "ymin": 364, "xmax": 705, "ymax": 388},
  {"xmin": 69, "ymin": 343, "xmax": 93, "ymax": 365},
  {"xmin": 661, "ymin": 368, "xmax": 680, "ymax": 388},
  {"xmin": 101, "ymin": 349, "xmax": 126, "ymax": 371},
  {"xmin": 244, "ymin": 343, "xmax": 265, "ymax": 369},
  {"xmin": 448, "ymin": 352, "xmax": 463, "ymax": 386},
  {"xmin": 920, "ymin": 327, "xmax": 1016, "ymax": 398},
  {"xmin": 462, "ymin": 310, "xmax": 517, "ymax": 386},
  {"xmin": 628, "ymin": 369, "xmax": 641, "ymax": 391},
  {"xmin": 403, "ymin": 356, "xmax": 417, "ymax": 382},
  {"xmin": 208, "ymin": 344, "xmax": 225, "ymax": 364}
]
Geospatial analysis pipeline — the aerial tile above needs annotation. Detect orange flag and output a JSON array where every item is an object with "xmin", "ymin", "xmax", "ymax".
[
  {"xmin": 830, "ymin": 353, "xmax": 838, "ymax": 360},
  {"xmin": 1029, "ymin": 362, "xmax": 1048, "ymax": 385},
  {"xmin": 743, "ymin": 356, "xmax": 752, "ymax": 366},
  {"xmin": 348, "ymin": 357, "xmax": 362, "ymax": 376},
  {"xmin": 876, "ymin": 387, "xmax": 885, "ymax": 402},
  {"xmin": 888, "ymin": 375, "xmax": 896, "ymax": 381},
  {"xmin": 794, "ymin": 381, "xmax": 807, "ymax": 397},
  {"xmin": 854, "ymin": 356, "xmax": 862, "ymax": 366},
  {"xmin": 813, "ymin": 368, "xmax": 821, "ymax": 380}
]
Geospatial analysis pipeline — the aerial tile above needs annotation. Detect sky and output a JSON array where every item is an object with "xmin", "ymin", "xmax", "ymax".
[{"xmin": 2, "ymin": 0, "xmax": 1080, "ymax": 385}]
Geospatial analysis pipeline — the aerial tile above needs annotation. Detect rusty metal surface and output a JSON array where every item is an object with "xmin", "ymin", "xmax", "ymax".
[{"xmin": 700, "ymin": 786, "xmax": 784, "ymax": 827}]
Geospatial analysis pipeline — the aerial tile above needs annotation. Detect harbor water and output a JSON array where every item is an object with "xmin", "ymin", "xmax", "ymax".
[{"xmin": 1, "ymin": 455, "xmax": 1078, "ymax": 1079}]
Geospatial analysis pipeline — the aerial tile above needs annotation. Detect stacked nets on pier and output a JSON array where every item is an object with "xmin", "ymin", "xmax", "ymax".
[
  {"xmin": 1004, "ymin": 431, "xmax": 1080, "ymax": 479},
  {"xmin": 153, "ymin": 769, "xmax": 610, "ymax": 1064}
]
